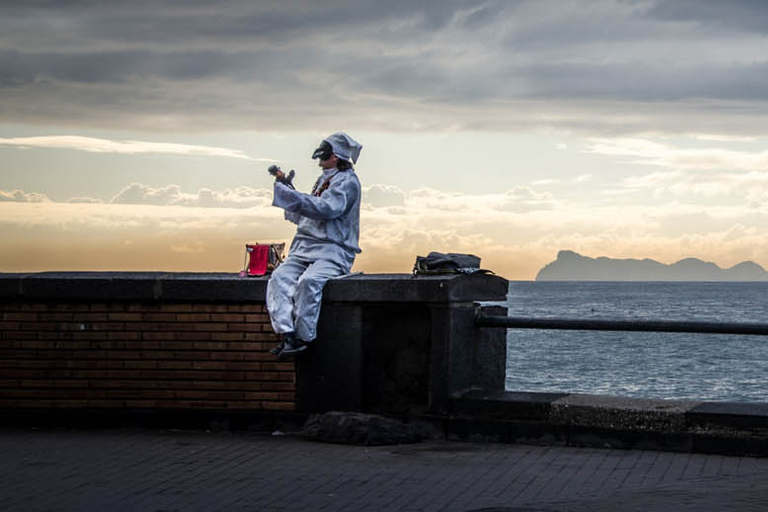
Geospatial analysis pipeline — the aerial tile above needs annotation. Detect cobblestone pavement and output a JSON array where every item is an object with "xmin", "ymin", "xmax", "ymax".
[{"xmin": 2, "ymin": 428, "xmax": 768, "ymax": 511}]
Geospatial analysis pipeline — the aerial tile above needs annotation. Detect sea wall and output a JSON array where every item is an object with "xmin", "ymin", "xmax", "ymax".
[{"xmin": 0, "ymin": 272, "xmax": 508, "ymax": 426}]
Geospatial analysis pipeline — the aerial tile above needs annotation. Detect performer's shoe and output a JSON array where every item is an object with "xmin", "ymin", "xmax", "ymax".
[
  {"xmin": 270, "ymin": 332, "xmax": 296, "ymax": 356},
  {"xmin": 277, "ymin": 338, "xmax": 308, "ymax": 359},
  {"xmin": 268, "ymin": 340, "xmax": 287, "ymax": 356}
]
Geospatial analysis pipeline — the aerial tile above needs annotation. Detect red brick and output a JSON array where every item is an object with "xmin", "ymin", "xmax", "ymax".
[
  {"xmin": 143, "ymin": 313, "xmax": 177, "ymax": 322},
  {"xmin": 192, "ymin": 341, "xmax": 228, "ymax": 350},
  {"xmin": 227, "ymin": 401, "xmax": 265, "ymax": 410},
  {"xmin": 215, "ymin": 304, "xmax": 260, "ymax": 313},
  {"xmin": 124, "ymin": 400, "xmax": 160, "ymax": 408},
  {"xmin": 56, "ymin": 340, "xmax": 92, "ymax": 350},
  {"xmin": 15, "ymin": 340, "xmax": 50, "ymax": 349},
  {"xmin": 244, "ymin": 313, "xmax": 270, "ymax": 323},
  {"xmin": 260, "ymin": 362, "xmax": 295, "ymax": 372},
  {"xmin": 89, "ymin": 303, "xmax": 116, "ymax": 312},
  {"xmin": 175, "ymin": 313, "xmax": 210, "ymax": 323},
  {"xmin": 240, "ymin": 349, "xmax": 270, "ymax": 359},
  {"xmin": 106, "ymin": 350, "xmax": 141, "ymax": 360},
  {"xmin": 159, "ymin": 304, "xmax": 193, "ymax": 313},
  {"xmin": 135, "ymin": 389, "xmax": 175, "ymax": 399},
  {"xmin": 0, "ymin": 399, "xmax": 54, "ymax": 408},
  {"xmin": 208, "ymin": 352, "xmax": 245, "ymax": 361},
  {"xmin": 7, "ymin": 368, "xmax": 74, "ymax": 379},
  {"xmin": 249, "ymin": 371, "xmax": 279, "ymax": 381},
  {"xmin": 4, "ymin": 312, "xmax": 39, "ymax": 322},
  {"xmin": 210, "ymin": 313, "xmax": 245, "ymax": 323},
  {"xmin": 245, "ymin": 332, "xmax": 280, "ymax": 342},
  {"xmin": 140, "ymin": 350, "xmax": 177, "ymax": 359},
  {"xmin": 124, "ymin": 341, "xmax": 159, "ymax": 349},
  {"xmin": 176, "ymin": 332, "xmax": 213, "ymax": 342},
  {"xmin": 71, "ymin": 332, "xmax": 108, "ymax": 341},
  {"xmin": 123, "ymin": 361, "xmax": 158, "ymax": 370},
  {"xmin": 156, "ymin": 361, "xmax": 194, "ymax": 370},
  {"xmin": 76, "ymin": 350, "xmax": 109, "ymax": 360},
  {"xmin": 194, "ymin": 323, "xmax": 228, "ymax": 332},
  {"xmin": 108, "ymin": 313, "xmax": 144, "ymax": 322},
  {"xmin": 73, "ymin": 313, "xmax": 109, "ymax": 322},
  {"xmin": 55, "ymin": 379, "xmax": 90, "ymax": 388},
  {"xmin": 175, "ymin": 390, "xmax": 243, "ymax": 400},
  {"xmin": 85, "ymin": 400, "xmax": 125, "ymax": 407},
  {"xmin": 210, "ymin": 332, "xmax": 246, "ymax": 341},
  {"xmin": 14, "ymin": 304, "xmax": 50, "ymax": 312},
  {"xmin": 125, "ymin": 323, "xmax": 160, "ymax": 332},
  {"xmin": 37, "ymin": 313, "xmax": 76, "ymax": 322},
  {"xmin": 78, "ymin": 360, "xmax": 124, "ymax": 370},
  {"xmin": 261, "ymin": 381, "xmax": 296, "ymax": 391},
  {"xmin": 180, "ymin": 351, "xmax": 213, "ymax": 361},
  {"xmin": 188, "ymin": 380, "xmax": 228, "ymax": 390},
  {"xmin": 261, "ymin": 401, "xmax": 295, "ymax": 411},
  {"xmin": 190, "ymin": 361, "xmax": 224, "ymax": 371},
  {"xmin": 239, "ymin": 391, "xmax": 278, "ymax": 401},
  {"xmin": 2, "ymin": 331, "xmax": 36, "ymax": 341},
  {"xmin": 191, "ymin": 304, "xmax": 228, "ymax": 313},
  {"xmin": 158, "ymin": 341, "xmax": 191, "ymax": 350},
  {"xmin": 142, "ymin": 332, "xmax": 176, "ymax": 341},
  {"xmin": 96, "ymin": 379, "xmax": 150, "ymax": 389},
  {"xmin": 53, "ymin": 400, "xmax": 90, "ymax": 408},
  {"xmin": 53, "ymin": 304, "xmax": 90, "ymax": 312},
  {"xmin": 227, "ymin": 323, "xmax": 262, "ymax": 333},
  {"xmin": 227, "ymin": 342, "xmax": 270, "ymax": 351},
  {"xmin": 90, "ymin": 341, "xmax": 124, "ymax": 349},
  {"xmin": 225, "ymin": 381, "xmax": 263, "ymax": 390},
  {"xmin": 108, "ymin": 332, "xmax": 141, "ymax": 341},
  {"xmin": 12, "ymin": 378, "xmax": 52, "ymax": 388},
  {"xmin": 126, "ymin": 304, "xmax": 160, "ymax": 312},
  {"xmin": 3, "ymin": 349, "xmax": 64, "ymax": 359},
  {"xmin": 157, "ymin": 323, "xmax": 196, "ymax": 332}
]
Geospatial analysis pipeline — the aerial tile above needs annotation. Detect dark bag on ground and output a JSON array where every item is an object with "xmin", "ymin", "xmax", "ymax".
[{"xmin": 412, "ymin": 252, "xmax": 492, "ymax": 275}]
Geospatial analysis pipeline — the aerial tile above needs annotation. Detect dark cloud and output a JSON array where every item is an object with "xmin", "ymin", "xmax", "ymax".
[
  {"xmin": 2, "ymin": 0, "xmax": 768, "ymax": 135},
  {"xmin": 644, "ymin": 0, "xmax": 768, "ymax": 34}
]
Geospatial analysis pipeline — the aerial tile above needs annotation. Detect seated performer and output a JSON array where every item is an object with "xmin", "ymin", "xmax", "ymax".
[{"xmin": 266, "ymin": 132, "xmax": 362, "ymax": 358}]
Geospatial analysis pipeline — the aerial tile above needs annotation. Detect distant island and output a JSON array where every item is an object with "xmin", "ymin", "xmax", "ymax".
[{"xmin": 536, "ymin": 250, "xmax": 768, "ymax": 281}]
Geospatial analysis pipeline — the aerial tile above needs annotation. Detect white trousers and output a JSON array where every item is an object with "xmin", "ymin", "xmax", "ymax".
[{"xmin": 266, "ymin": 256, "xmax": 347, "ymax": 342}]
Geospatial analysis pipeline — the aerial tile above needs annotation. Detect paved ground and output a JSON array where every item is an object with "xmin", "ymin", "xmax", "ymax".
[{"xmin": 1, "ymin": 428, "xmax": 768, "ymax": 511}]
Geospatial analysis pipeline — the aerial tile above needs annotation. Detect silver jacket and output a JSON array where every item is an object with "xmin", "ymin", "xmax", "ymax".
[{"xmin": 272, "ymin": 167, "xmax": 361, "ymax": 270}]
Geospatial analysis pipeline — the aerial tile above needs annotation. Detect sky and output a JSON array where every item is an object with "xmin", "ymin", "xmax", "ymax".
[{"xmin": 2, "ymin": 0, "xmax": 768, "ymax": 279}]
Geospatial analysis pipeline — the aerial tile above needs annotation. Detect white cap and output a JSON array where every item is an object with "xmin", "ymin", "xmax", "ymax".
[{"xmin": 324, "ymin": 132, "xmax": 362, "ymax": 164}]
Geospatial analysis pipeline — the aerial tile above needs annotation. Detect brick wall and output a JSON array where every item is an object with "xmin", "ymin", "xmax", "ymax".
[{"xmin": 0, "ymin": 301, "xmax": 295, "ymax": 411}]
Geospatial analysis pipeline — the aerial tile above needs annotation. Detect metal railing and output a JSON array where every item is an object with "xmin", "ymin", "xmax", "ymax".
[{"xmin": 475, "ymin": 314, "xmax": 768, "ymax": 336}]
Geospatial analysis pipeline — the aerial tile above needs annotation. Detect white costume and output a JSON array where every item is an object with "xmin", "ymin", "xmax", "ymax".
[{"xmin": 266, "ymin": 133, "xmax": 362, "ymax": 343}]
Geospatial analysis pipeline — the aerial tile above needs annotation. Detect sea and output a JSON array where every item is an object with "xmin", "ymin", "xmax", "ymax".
[{"xmin": 503, "ymin": 281, "xmax": 768, "ymax": 403}]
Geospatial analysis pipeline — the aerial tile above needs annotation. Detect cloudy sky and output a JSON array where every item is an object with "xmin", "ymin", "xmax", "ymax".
[{"xmin": 3, "ymin": 0, "xmax": 768, "ymax": 279}]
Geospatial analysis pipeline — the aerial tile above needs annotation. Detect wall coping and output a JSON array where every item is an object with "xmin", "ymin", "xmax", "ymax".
[
  {"xmin": 0, "ymin": 271, "xmax": 508, "ymax": 303},
  {"xmin": 448, "ymin": 390, "xmax": 768, "ymax": 456}
]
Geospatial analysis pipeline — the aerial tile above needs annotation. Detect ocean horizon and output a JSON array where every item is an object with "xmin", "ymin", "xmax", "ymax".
[{"xmin": 503, "ymin": 281, "xmax": 768, "ymax": 403}]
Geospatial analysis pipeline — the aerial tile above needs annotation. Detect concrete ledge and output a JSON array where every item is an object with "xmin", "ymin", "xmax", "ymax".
[
  {"xmin": 449, "ymin": 390, "xmax": 768, "ymax": 456},
  {"xmin": 0, "ymin": 271, "xmax": 508, "ymax": 304}
]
